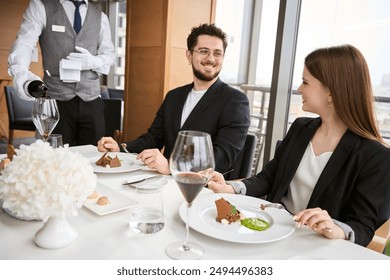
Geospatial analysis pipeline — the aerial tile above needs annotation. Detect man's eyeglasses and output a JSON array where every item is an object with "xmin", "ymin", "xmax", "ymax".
[{"xmin": 192, "ymin": 48, "xmax": 224, "ymax": 59}]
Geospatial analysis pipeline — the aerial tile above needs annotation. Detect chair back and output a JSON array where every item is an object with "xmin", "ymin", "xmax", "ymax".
[
  {"xmin": 227, "ymin": 133, "xmax": 257, "ymax": 180},
  {"xmin": 4, "ymin": 86, "xmax": 36, "ymax": 144},
  {"xmin": 100, "ymin": 86, "xmax": 123, "ymax": 100},
  {"xmin": 4, "ymin": 86, "xmax": 35, "ymax": 125},
  {"xmin": 100, "ymin": 85, "xmax": 110, "ymax": 99},
  {"xmin": 102, "ymin": 98, "xmax": 123, "ymax": 138},
  {"xmin": 367, "ymin": 219, "xmax": 390, "ymax": 254},
  {"xmin": 107, "ymin": 88, "xmax": 124, "ymax": 100}
]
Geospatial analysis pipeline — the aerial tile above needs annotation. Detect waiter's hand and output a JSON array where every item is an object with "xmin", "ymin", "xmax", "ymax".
[
  {"xmin": 10, "ymin": 66, "xmax": 41, "ymax": 101},
  {"xmin": 67, "ymin": 46, "xmax": 102, "ymax": 70}
]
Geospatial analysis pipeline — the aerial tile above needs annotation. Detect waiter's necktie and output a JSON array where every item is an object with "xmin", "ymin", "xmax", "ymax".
[{"xmin": 71, "ymin": 1, "xmax": 85, "ymax": 34}]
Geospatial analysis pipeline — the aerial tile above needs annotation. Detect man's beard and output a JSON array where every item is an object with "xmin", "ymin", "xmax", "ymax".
[{"xmin": 192, "ymin": 65, "xmax": 221, "ymax": 81}]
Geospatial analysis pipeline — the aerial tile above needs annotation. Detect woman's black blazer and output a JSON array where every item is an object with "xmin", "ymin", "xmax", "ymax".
[{"xmin": 243, "ymin": 117, "xmax": 390, "ymax": 246}]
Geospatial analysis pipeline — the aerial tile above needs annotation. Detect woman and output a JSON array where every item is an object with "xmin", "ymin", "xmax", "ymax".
[{"xmin": 208, "ymin": 45, "xmax": 390, "ymax": 246}]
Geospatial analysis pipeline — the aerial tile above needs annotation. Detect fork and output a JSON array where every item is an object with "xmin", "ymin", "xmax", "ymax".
[
  {"xmin": 260, "ymin": 203, "xmax": 285, "ymax": 210},
  {"xmin": 120, "ymin": 143, "xmax": 137, "ymax": 155}
]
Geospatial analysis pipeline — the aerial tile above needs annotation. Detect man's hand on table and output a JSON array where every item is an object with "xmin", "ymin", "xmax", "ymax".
[
  {"xmin": 97, "ymin": 137, "xmax": 120, "ymax": 152},
  {"xmin": 137, "ymin": 149, "xmax": 170, "ymax": 175}
]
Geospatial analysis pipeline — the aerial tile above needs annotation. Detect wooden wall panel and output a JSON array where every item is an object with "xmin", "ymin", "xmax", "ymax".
[
  {"xmin": 123, "ymin": 0, "xmax": 167, "ymax": 140},
  {"xmin": 129, "ymin": 0, "xmax": 165, "ymax": 47},
  {"xmin": 167, "ymin": 47, "xmax": 192, "ymax": 89},
  {"xmin": 169, "ymin": 0, "xmax": 214, "ymax": 48},
  {"xmin": 126, "ymin": 47, "xmax": 164, "ymax": 135},
  {"xmin": 0, "ymin": 51, "xmax": 10, "ymax": 79},
  {"xmin": 123, "ymin": 0, "xmax": 216, "ymax": 141},
  {"xmin": 0, "ymin": 1, "xmax": 28, "ymax": 50}
]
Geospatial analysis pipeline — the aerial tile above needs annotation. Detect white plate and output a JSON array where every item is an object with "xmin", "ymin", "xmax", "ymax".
[
  {"xmin": 179, "ymin": 193, "xmax": 296, "ymax": 243},
  {"xmin": 89, "ymin": 152, "xmax": 145, "ymax": 173},
  {"xmin": 83, "ymin": 184, "xmax": 136, "ymax": 215}
]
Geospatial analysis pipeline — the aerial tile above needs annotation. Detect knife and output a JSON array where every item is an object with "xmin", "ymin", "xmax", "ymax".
[{"xmin": 123, "ymin": 174, "xmax": 162, "ymax": 185}]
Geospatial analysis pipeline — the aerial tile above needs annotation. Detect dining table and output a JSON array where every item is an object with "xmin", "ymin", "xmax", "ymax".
[{"xmin": 0, "ymin": 144, "xmax": 389, "ymax": 261}]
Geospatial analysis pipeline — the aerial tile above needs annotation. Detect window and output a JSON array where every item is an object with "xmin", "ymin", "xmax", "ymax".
[
  {"xmin": 119, "ymin": 16, "xmax": 124, "ymax": 28},
  {"xmin": 289, "ymin": 0, "xmax": 390, "ymax": 142},
  {"xmin": 215, "ymin": 0, "xmax": 252, "ymax": 84},
  {"xmin": 216, "ymin": 0, "xmax": 390, "ymax": 171},
  {"xmin": 216, "ymin": 0, "xmax": 281, "ymax": 172},
  {"xmin": 106, "ymin": 1, "xmax": 127, "ymax": 90}
]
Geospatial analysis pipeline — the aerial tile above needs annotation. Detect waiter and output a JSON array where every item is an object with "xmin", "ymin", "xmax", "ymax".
[{"xmin": 8, "ymin": 0, "xmax": 115, "ymax": 146}]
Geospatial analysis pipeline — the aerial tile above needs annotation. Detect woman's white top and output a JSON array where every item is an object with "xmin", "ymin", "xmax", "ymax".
[
  {"xmin": 228, "ymin": 141, "xmax": 354, "ymax": 241},
  {"xmin": 281, "ymin": 142, "xmax": 332, "ymax": 214}
]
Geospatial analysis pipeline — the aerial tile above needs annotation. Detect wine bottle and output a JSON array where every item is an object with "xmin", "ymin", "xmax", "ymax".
[{"xmin": 24, "ymin": 80, "xmax": 48, "ymax": 98}]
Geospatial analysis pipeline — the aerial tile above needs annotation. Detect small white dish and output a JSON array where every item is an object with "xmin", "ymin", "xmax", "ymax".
[{"xmin": 83, "ymin": 184, "xmax": 136, "ymax": 215}]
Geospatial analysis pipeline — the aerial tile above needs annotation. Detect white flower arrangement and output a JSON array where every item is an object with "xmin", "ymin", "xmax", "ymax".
[{"xmin": 0, "ymin": 140, "xmax": 96, "ymax": 221}]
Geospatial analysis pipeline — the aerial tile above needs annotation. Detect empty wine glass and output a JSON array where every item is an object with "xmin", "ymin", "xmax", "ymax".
[
  {"xmin": 32, "ymin": 97, "xmax": 60, "ymax": 141},
  {"xmin": 166, "ymin": 130, "xmax": 215, "ymax": 260}
]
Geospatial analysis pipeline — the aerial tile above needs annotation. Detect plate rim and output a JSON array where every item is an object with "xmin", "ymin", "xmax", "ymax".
[{"xmin": 179, "ymin": 193, "xmax": 296, "ymax": 243}]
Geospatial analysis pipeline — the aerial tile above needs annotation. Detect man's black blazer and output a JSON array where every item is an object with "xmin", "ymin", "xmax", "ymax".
[
  {"xmin": 126, "ymin": 78, "xmax": 250, "ymax": 172},
  {"xmin": 243, "ymin": 117, "xmax": 390, "ymax": 246}
]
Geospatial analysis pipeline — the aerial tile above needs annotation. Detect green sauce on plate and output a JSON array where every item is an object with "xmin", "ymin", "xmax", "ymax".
[{"xmin": 241, "ymin": 218, "xmax": 270, "ymax": 231}]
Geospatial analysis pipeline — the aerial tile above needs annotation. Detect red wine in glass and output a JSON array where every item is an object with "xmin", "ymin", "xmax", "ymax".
[
  {"xmin": 166, "ymin": 130, "xmax": 215, "ymax": 260},
  {"xmin": 174, "ymin": 172, "xmax": 208, "ymax": 204}
]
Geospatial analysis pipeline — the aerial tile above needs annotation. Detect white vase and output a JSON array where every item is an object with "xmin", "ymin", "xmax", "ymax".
[{"xmin": 34, "ymin": 216, "xmax": 78, "ymax": 249}]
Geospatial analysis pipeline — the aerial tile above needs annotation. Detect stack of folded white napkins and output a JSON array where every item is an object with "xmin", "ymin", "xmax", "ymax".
[{"xmin": 59, "ymin": 59, "xmax": 82, "ymax": 83}]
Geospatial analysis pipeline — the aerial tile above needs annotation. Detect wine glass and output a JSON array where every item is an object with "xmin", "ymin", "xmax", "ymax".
[
  {"xmin": 166, "ymin": 130, "xmax": 215, "ymax": 260},
  {"xmin": 32, "ymin": 97, "xmax": 60, "ymax": 141}
]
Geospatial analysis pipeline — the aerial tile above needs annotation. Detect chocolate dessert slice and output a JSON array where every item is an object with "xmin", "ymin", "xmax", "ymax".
[
  {"xmin": 215, "ymin": 197, "xmax": 242, "ymax": 224},
  {"xmin": 95, "ymin": 152, "xmax": 121, "ymax": 168}
]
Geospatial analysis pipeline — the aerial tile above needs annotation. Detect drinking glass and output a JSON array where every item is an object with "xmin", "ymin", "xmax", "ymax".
[
  {"xmin": 48, "ymin": 134, "xmax": 63, "ymax": 148},
  {"xmin": 165, "ymin": 130, "xmax": 215, "ymax": 260},
  {"xmin": 129, "ymin": 185, "xmax": 165, "ymax": 234},
  {"xmin": 32, "ymin": 97, "xmax": 60, "ymax": 141}
]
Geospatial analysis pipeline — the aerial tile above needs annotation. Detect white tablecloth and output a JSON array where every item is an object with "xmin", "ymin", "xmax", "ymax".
[{"xmin": 0, "ymin": 145, "xmax": 388, "ymax": 260}]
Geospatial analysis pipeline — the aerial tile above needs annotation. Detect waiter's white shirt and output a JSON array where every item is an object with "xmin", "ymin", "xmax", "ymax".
[{"xmin": 8, "ymin": 0, "xmax": 115, "ymax": 75}]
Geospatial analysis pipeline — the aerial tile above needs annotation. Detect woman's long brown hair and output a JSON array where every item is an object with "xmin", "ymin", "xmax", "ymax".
[{"xmin": 305, "ymin": 44, "xmax": 386, "ymax": 146}]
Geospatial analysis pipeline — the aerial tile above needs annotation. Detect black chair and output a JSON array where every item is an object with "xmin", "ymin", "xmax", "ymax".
[
  {"xmin": 100, "ymin": 86, "xmax": 110, "ymax": 99},
  {"xmin": 227, "ymin": 133, "xmax": 257, "ymax": 180},
  {"xmin": 107, "ymin": 88, "xmax": 124, "ymax": 100},
  {"xmin": 4, "ymin": 86, "xmax": 36, "ymax": 144},
  {"xmin": 101, "ymin": 86, "xmax": 124, "ymax": 100},
  {"xmin": 102, "ymin": 98, "xmax": 123, "ymax": 138}
]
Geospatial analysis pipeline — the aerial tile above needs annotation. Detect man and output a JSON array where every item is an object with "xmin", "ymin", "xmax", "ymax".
[
  {"xmin": 8, "ymin": 0, "xmax": 115, "ymax": 146},
  {"xmin": 98, "ymin": 23, "xmax": 250, "ymax": 175}
]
